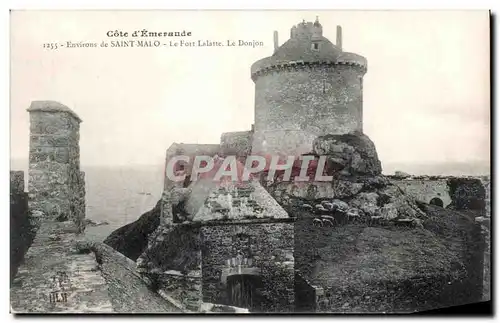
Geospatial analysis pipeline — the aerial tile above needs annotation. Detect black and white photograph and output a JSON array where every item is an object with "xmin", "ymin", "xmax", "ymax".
[{"xmin": 8, "ymin": 9, "xmax": 491, "ymax": 314}]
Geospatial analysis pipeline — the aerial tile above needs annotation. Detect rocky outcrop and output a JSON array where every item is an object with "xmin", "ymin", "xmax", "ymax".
[
  {"xmin": 313, "ymin": 131, "xmax": 382, "ymax": 176},
  {"xmin": 104, "ymin": 200, "xmax": 161, "ymax": 261},
  {"xmin": 268, "ymin": 174, "xmax": 425, "ymax": 226},
  {"xmin": 266, "ymin": 132, "xmax": 424, "ymax": 224}
]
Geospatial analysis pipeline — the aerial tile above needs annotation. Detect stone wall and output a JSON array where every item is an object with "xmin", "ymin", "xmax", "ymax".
[
  {"xmin": 10, "ymin": 171, "xmax": 33, "ymax": 281},
  {"xmin": 252, "ymin": 64, "xmax": 365, "ymax": 155},
  {"xmin": 220, "ymin": 131, "xmax": 253, "ymax": 157},
  {"xmin": 388, "ymin": 177, "xmax": 451, "ymax": 207},
  {"xmin": 93, "ymin": 243, "xmax": 181, "ymax": 313},
  {"xmin": 155, "ymin": 269, "xmax": 203, "ymax": 311},
  {"xmin": 27, "ymin": 101, "xmax": 85, "ymax": 232},
  {"xmin": 388, "ymin": 176, "xmax": 491, "ymax": 215},
  {"xmin": 295, "ymin": 272, "xmax": 325, "ymax": 312},
  {"xmin": 200, "ymin": 222, "xmax": 294, "ymax": 312}
]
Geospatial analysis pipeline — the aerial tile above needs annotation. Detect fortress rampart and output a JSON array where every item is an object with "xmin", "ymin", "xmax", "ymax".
[{"xmin": 387, "ymin": 175, "xmax": 490, "ymax": 217}]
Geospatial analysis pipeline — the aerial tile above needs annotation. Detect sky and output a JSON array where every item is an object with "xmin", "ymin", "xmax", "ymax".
[{"xmin": 10, "ymin": 10, "xmax": 490, "ymax": 169}]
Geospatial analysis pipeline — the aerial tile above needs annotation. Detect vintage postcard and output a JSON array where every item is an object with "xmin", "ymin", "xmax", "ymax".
[{"xmin": 9, "ymin": 10, "xmax": 490, "ymax": 314}]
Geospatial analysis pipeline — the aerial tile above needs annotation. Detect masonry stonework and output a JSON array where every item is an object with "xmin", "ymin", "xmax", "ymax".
[
  {"xmin": 156, "ymin": 270, "xmax": 203, "ymax": 311},
  {"xmin": 221, "ymin": 131, "xmax": 253, "ymax": 157},
  {"xmin": 388, "ymin": 175, "xmax": 491, "ymax": 216},
  {"xmin": 388, "ymin": 177, "xmax": 451, "ymax": 207},
  {"xmin": 252, "ymin": 65, "xmax": 365, "ymax": 155},
  {"xmin": 200, "ymin": 222, "xmax": 294, "ymax": 312},
  {"xmin": 27, "ymin": 101, "xmax": 85, "ymax": 232}
]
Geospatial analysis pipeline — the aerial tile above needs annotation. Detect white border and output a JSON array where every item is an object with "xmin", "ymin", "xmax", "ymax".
[{"xmin": 2, "ymin": 1, "xmax": 497, "ymax": 322}]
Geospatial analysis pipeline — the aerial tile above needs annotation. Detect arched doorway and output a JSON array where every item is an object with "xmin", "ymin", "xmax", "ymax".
[
  {"xmin": 226, "ymin": 274, "xmax": 260, "ymax": 309},
  {"xmin": 222, "ymin": 264, "xmax": 262, "ymax": 311},
  {"xmin": 429, "ymin": 197, "xmax": 444, "ymax": 207}
]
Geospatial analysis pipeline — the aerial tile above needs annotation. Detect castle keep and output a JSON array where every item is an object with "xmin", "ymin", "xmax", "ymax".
[
  {"xmin": 149, "ymin": 21, "xmax": 364, "ymax": 307},
  {"xmin": 251, "ymin": 18, "xmax": 367, "ymax": 155},
  {"xmin": 151, "ymin": 18, "xmax": 490, "ymax": 312}
]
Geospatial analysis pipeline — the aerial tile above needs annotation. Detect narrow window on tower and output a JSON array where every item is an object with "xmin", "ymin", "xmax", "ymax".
[{"xmin": 312, "ymin": 42, "xmax": 319, "ymax": 51}]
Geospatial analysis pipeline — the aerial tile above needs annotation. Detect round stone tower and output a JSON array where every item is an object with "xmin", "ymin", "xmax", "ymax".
[{"xmin": 251, "ymin": 18, "xmax": 367, "ymax": 155}]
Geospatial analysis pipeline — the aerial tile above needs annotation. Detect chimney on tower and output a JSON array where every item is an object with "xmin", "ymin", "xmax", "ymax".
[
  {"xmin": 336, "ymin": 25, "xmax": 342, "ymax": 51},
  {"xmin": 273, "ymin": 31, "xmax": 279, "ymax": 53}
]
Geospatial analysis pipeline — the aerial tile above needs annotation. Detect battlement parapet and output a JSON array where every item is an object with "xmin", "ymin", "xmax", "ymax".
[{"xmin": 251, "ymin": 59, "xmax": 367, "ymax": 81}]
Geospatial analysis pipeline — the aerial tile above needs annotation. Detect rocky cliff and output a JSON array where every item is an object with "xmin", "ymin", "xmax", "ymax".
[{"xmin": 104, "ymin": 200, "xmax": 161, "ymax": 261}]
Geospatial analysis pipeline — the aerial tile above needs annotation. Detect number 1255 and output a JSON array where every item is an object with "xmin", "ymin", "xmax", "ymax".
[{"xmin": 43, "ymin": 43, "xmax": 58, "ymax": 50}]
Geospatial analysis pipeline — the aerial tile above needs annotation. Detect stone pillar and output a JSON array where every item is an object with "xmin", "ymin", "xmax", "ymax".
[
  {"xmin": 27, "ymin": 101, "xmax": 84, "ymax": 232},
  {"xmin": 475, "ymin": 216, "xmax": 490, "ymax": 301}
]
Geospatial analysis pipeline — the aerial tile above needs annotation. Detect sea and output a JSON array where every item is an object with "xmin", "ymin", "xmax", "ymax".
[{"xmin": 82, "ymin": 165, "xmax": 164, "ymax": 242}]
